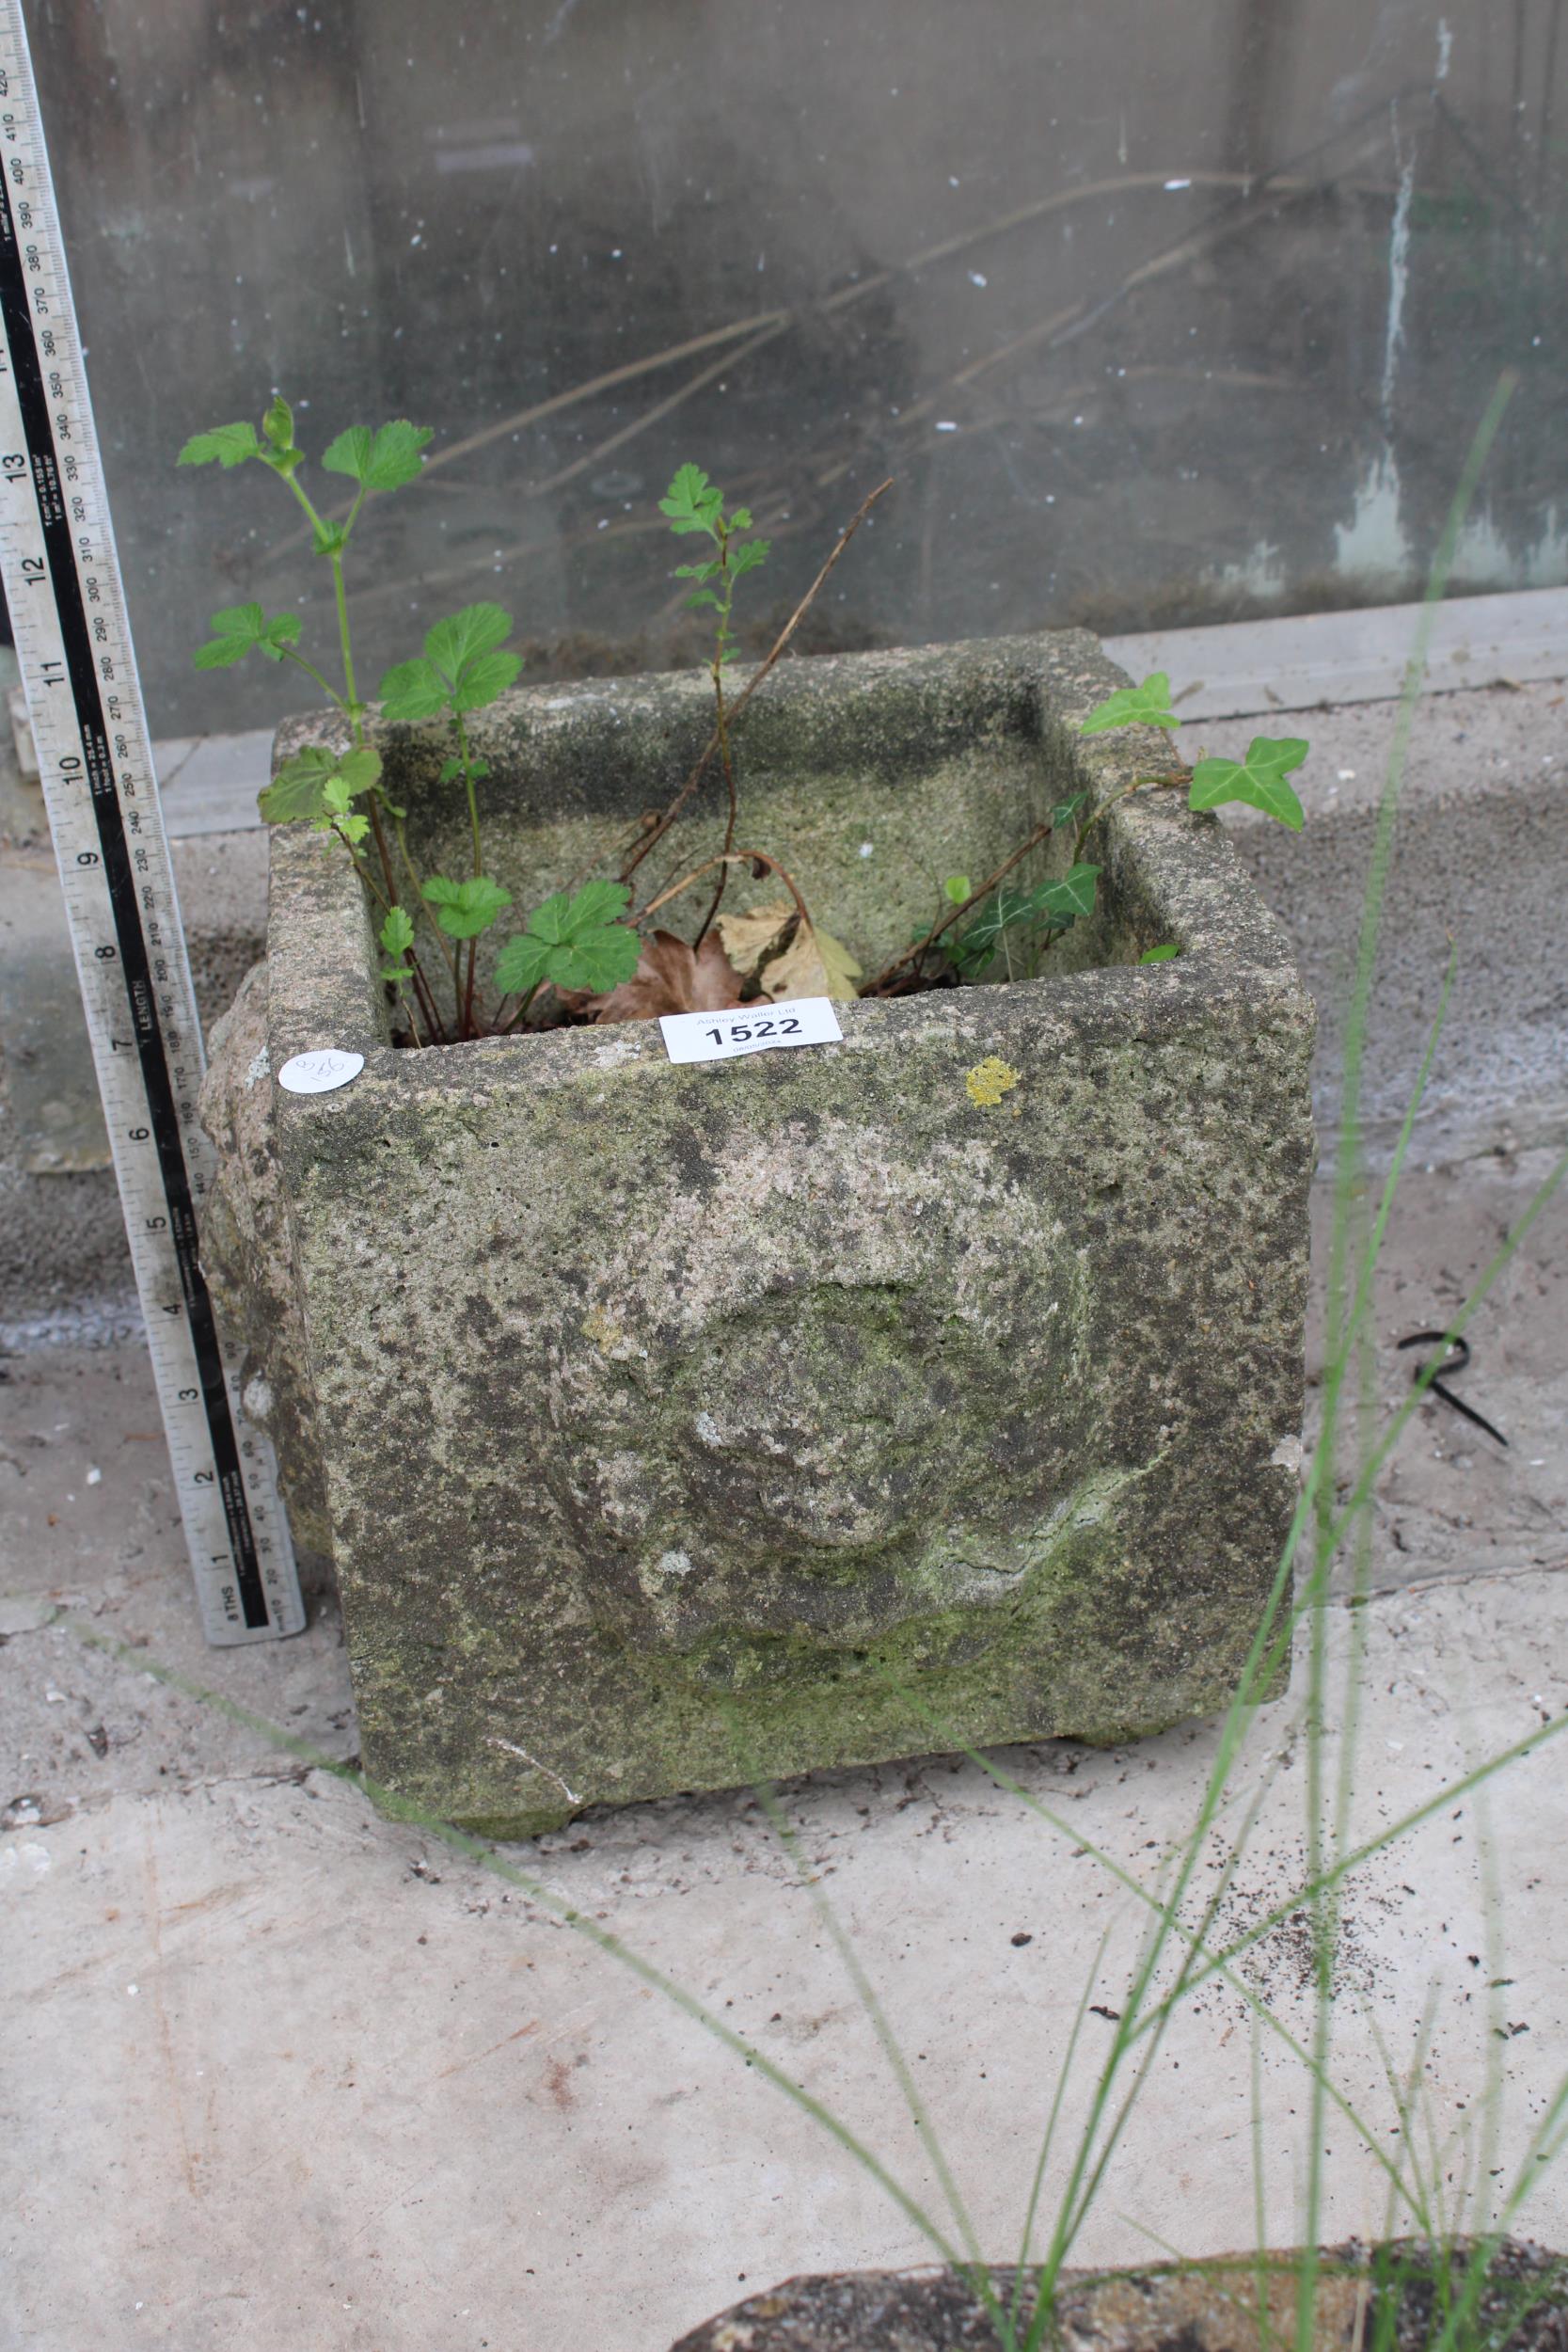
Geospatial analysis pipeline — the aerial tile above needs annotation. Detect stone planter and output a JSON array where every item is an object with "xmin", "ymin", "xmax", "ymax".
[
  {"xmin": 200, "ymin": 631, "xmax": 1313, "ymax": 1837},
  {"xmin": 667, "ymin": 2244, "xmax": 1568, "ymax": 2351}
]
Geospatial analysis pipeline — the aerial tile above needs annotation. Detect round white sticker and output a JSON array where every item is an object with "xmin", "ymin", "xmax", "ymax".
[{"xmin": 277, "ymin": 1048, "xmax": 365, "ymax": 1096}]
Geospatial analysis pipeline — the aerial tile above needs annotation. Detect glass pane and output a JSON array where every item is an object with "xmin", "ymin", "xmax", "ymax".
[{"xmin": 24, "ymin": 0, "xmax": 1567, "ymax": 739}]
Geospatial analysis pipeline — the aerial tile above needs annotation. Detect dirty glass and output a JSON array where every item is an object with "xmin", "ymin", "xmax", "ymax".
[{"xmin": 20, "ymin": 0, "xmax": 1567, "ymax": 739}]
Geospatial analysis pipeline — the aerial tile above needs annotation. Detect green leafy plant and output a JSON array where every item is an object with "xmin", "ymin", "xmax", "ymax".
[
  {"xmin": 943, "ymin": 862, "xmax": 1104, "ymax": 980},
  {"xmin": 867, "ymin": 690, "xmax": 1310, "ymax": 999},
  {"xmin": 1190, "ymin": 736, "xmax": 1308, "ymax": 830},
  {"xmin": 182, "ymin": 415, "xmax": 1305, "ymax": 1048},
  {"xmin": 659, "ymin": 463, "xmax": 771, "ymax": 941},
  {"xmin": 1076, "ymin": 669, "xmax": 1180, "ymax": 733},
  {"xmin": 494, "ymin": 882, "xmax": 643, "ymax": 1023},
  {"xmin": 421, "ymin": 873, "xmax": 514, "ymax": 941},
  {"xmin": 193, "ymin": 602, "xmax": 303, "ymax": 671},
  {"xmin": 181, "ymin": 404, "xmax": 635, "ymax": 1045}
]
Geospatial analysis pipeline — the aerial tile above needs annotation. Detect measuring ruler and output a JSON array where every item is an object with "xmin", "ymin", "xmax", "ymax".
[{"xmin": 0, "ymin": 8, "xmax": 302, "ymax": 1644}]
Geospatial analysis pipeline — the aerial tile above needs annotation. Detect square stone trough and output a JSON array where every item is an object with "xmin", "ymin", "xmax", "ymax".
[{"xmin": 200, "ymin": 631, "xmax": 1314, "ymax": 1837}]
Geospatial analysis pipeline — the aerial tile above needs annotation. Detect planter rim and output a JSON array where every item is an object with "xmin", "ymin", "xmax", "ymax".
[{"xmin": 259, "ymin": 628, "xmax": 1310, "ymax": 1110}]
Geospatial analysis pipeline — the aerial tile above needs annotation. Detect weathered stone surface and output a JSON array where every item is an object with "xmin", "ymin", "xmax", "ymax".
[
  {"xmin": 199, "ymin": 963, "xmax": 333, "ymax": 1587},
  {"xmin": 668, "ymin": 2243, "xmax": 1568, "ymax": 2352},
  {"xmin": 200, "ymin": 631, "xmax": 1314, "ymax": 1835}
]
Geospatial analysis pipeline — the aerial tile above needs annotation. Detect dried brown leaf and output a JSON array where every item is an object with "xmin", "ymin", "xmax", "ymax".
[
  {"xmin": 589, "ymin": 928, "xmax": 749, "ymax": 1024},
  {"xmin": 714, "ymin": 898, "xmax": 794, "ymax": 979},
  {"xmin": 716, "ymin": 897, "xmax": 862, "ymax": 1002}
]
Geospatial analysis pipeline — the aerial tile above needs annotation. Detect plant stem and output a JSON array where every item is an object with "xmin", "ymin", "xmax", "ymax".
[
  {"xmin": 362, "ymin": 794, "xmax": 405, "ymax": 954},
  {"xmin": 692, "ymin": 530, "xmax": 740, "ymax": 946},
  {"xmin": 329, "ymin": 551, "xmax": 361, "ymax": 737},
  {"xmin": 497, "ymin": 978, "xmax": 544, "ymax": 1038},
  {"xmin": 331, "ymin": 826, "xmax": 392, "ymax": 912},
  {"xmin": 453, "ymin": 709, "xmax": 484, "ymax": 1040},
  {"xmin": 1070, "ymin": 769, "xmax": 1183, "ymax": 866},
  {"xmin": 402, "ymin": 947, "xmax": 444, "ymax": 1043},
  {"xmin": 277, "ymin": 644, "xmax": 351, "ymax": 711},
  {"xmin": 453, "ymin": 711, "xmax": 483, "ymax": 877},
  {"xmin": 619, "ymin": 478, "xmax": 894, "ymax": 883},
  {"xmin": 392, "ymin": 813, "xmax": 461, "ymax": 1004},
  {"xmin": 637, "ymin": 846, "xmax": 815, "ymax": 933},
  {"xmin": 332, "ymin": 827, "xmax": 443, "ymax": 1040},
  {"xmin": 275, "ymin": 469, "xmax": 403, "ymax": 926},
  {"xmin": 863, "ymin": 819, "xmax": 1053, "ymax": 993}
]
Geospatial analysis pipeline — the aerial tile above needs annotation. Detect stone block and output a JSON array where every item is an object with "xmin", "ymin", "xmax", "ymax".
[{"xmin": 200, "ymin": 632, "xmax": 1313, "ymax": 1836}]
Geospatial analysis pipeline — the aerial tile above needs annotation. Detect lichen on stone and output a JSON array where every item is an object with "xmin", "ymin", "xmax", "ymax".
[{"xmin": 965, "ymin": 1056, "xmax": 1021, "ymax": 1108}]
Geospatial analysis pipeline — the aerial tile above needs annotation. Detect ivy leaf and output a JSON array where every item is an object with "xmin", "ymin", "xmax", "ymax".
[
  {"xmin": 258, "ymin": 741, "xmax": 381, "ymax": 824},
  {"xmin": 659, "ymin": 463, "xmax": 724, "ymax": 536},
  {"xmin": 1051, "ymin": 790, "xmax": 1090, "ymax": 828},
  {"xmin": 942, "ymin": 875, "xmax": 972, "ymax": 905},
  {"xmin": 1140, "ymin": 943, "xmax": 1182, "ymax": 963},
  {"xmin": 1188, "ymin": 738, "xmax": 1307, "ymax": 831},
  {"xmin": 950, "ymin": 864, "xmax": 1101, "ymax": 974},
  {"xmin": 193, "ymin": 603, "xmax": 302, "ymax": 670},
  {"xmin": 378, "ymin": 657, "xmax": 451, "ymax": 724},
  {"xmin": 177, "ymin": 421, "xmax": 261, "ymax": 469},
  {"xmin": 1037, "ymin": 861, "xmax": 1101, "ymax": 920},
  {"xmin": 321, "ymin": 420, "xmax": 434, "ymax": 493},
  {"xmin": 494, "ymin": 880, "xmax": 639, "ymax": 999},
  {"xmin": 421, "ymin": 873, "xmax": 514, "ymax": 941},
  {"xmin": 379, "ymin": 906, "xmax": 416, "ymax": 960},
  {"xmin": 952, "ymin": 885, "xmax": 1036, "ymax": 972},
  {"xmin": 1079, "ymin": 673, "xmax": 1180, "ymax": 735}
]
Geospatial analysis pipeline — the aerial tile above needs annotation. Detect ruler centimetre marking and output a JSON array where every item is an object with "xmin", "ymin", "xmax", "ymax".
[{"xmin": 0, "ymin": 8, "xmax": 302, "ymax": 1644}]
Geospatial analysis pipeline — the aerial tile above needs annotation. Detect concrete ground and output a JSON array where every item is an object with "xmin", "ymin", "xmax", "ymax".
[
  {"xmin": 3, "ymin": 1148, "xmax": 1566, "ymax": 2352},
  {"xmin": 5, "ymin": 604, "xmax": 1567, "ymax": 2346}
]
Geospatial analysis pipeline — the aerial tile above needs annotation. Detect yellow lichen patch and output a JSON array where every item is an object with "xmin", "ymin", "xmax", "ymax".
[
  {"xmin": 965, "ymin": 1055, "xmax": 1021, "ymax": 1108},
  {"xmin": 582, "ymin": 1303, "xmax": 626, "ymax": 1354}
]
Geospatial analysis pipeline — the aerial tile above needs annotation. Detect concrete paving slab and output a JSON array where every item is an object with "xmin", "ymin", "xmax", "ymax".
[
  {"xmin": 2, "ymin": 1581, "xmax": 1564, "ymax": 2352},
  {"xmin": 1105, "ymin": 585, "xmax": 1568, "ymax": 719},
  {"xmin": 1209, "ymin": 677, "xmax": 1568, "ymax": 1162},
  {"xmin": 1, "ymin": 1151, "xmax": 1565, "ymax": 2351}
]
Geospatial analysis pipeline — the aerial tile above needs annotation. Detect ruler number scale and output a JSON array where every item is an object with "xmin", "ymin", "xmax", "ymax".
[{"xmin": 0, "ymin": 9, "xmax": 302, "ymax": 1643}]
